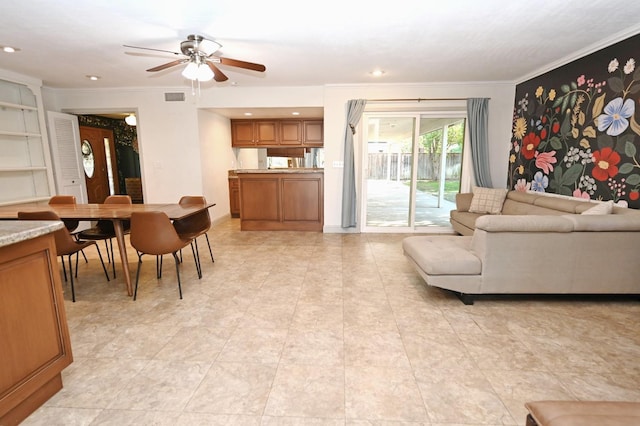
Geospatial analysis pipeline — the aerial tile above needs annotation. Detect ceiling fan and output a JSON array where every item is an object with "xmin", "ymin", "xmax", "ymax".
[{"xmin": 123, "ymin": 34, "xmax": 266, "ymax": 82}]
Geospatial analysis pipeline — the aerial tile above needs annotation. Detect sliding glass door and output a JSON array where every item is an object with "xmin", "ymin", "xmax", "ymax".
[{"xmin": 362, "ymin": 112, "xmax": 465, "ymax": 232}]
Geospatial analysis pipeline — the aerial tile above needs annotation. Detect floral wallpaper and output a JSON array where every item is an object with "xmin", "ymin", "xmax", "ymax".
[{"xmin": 509, "ymin": 34, "xmax": 640, "ymax": 208}]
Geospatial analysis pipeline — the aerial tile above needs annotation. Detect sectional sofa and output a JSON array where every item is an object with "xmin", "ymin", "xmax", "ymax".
[{"xmin": 403, "ymin": 190, "xmax": 640, "ymax": 304}]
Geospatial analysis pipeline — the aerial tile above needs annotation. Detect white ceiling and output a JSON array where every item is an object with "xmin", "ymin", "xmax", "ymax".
[{"xmin": 1, "ymin": 0, "xmax": 639, "ymax": 93}]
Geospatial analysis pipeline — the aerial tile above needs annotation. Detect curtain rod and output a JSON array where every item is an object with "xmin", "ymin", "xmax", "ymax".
[{"xmin": 367, "ymin": 97, "xmax": 489, "ymax": 102}]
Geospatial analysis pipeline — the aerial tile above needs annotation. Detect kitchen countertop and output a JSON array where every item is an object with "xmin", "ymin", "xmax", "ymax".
[
  {"xmin": 0, "ymin": 220, "xmax": 64, "ymax": 248},
  {"xmin": 235, "ymin": 168, "xmax": 324, "ymax": 174}
]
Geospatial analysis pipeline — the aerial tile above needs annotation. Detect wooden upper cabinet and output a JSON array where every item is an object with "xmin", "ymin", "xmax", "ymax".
[
  {"xmin": 231, "ymin": 120, "xmax": 256, "ymax": 146},
  {"xmin": 279, "ymin": 120, "xmax": 303, "ymax": 146},
  {"xmin": 255, "ymin": 121, "xmax": 278, "ymax": 146},
  {"xmin": 231, "ymin": 118, "xmax": 323, "ymax": 147},
  {"xmin": 303, "ymin": 120, "xmax": 324, "ymax": 146}
]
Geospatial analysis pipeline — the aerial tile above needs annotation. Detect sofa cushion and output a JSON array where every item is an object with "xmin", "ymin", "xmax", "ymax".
[
  {"xmin": 475, "ymin": 215, "xmax": 574, "ymax": 232},
  {"xmin": 402, "ymin": 236, "xmax": 481, "ymax": 275},
  {"xmin": 469, "ymin": 187, "xmax": 508, "ymax": 214},
  {"xmin": 581, "ymin": 200, "xmax": 614, "ymax": 215}
]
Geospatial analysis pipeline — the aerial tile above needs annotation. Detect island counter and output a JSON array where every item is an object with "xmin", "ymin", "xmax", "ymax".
[
  {"xmin": 0, "ymin": 220, "xmax": 73, "ymax": 425},
  {"xmin": 236, "ymin": 168, "xmax": 323, "ymax": 231}
]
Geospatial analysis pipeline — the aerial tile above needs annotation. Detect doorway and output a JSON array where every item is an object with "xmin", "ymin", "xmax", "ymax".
[
  {"xmin": 79, "ymin": 126, "xmax": 118, "ymax": 203},
  {"xmin": 361, "ymin": 112, "xmax": 466, "ymax": 232}
]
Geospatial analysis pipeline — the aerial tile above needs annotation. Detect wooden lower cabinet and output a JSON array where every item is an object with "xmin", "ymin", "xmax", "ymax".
[
  {"xmin": 0, "ymin": 232, "xmax": 73, "ymax": 425},
  {"xmin": 238, "ymin": 171, "xmax": 323, "ymax": 231},
  {"xmin": 228, "ymin": 178, "xmax": 240, "ymax": 218}
]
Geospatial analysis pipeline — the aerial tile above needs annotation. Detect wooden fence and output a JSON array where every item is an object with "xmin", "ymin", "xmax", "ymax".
[{"xmin": 367, "ymin": 153, "xmax": 461, "ymax": 180}]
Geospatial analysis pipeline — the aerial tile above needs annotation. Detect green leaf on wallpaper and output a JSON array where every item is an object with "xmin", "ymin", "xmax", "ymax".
[
  {"xmin": 570, "ymin": 81, "xmax": 577, "ymax": 90},
  {"xmin": 550, "ymin": 136, "xmax": 562, "ymax": 150},
  {"xmin": 629, "ymin": 85, "xmax": 640, "ymax": 94},
  {"xmin": 561, "ymin": 84, "xmax": 570, "ymax": 94},
  {"xmin": 619, "ymin": 163, "xmax": 634, "ymax": 174},
  {"xmin": 558, "ymin": 186, "xmax": 573, "ymax": 196},
  {"xmin": 569, "ymin": 93, "xmax": 577, "ymax": 108},
  {"xmin": 634, "ymin": 66, "xmax": 640, "ymax": 80},
  {"xmin": 626, "ymin": 174, "xmax": 640, "ymax": 185},
  {"xmin": 552, "ymin": 96, "xmax": 564, "ymax": 108},
  {"xmin": 562, "ymin": 164, "xmax": 583, "ymax": 184},
  {"xmin": 625, "ymin": 140, "xmax": 637, "ymax": 157},
  {"xmin": 607, "ymin": 77, "xmax": 624, "ymax": 92},
  {"xmin": 597, "ymin": 134, "xmax": 613, "ymax": 149},
  {"xmin": 560, "ymin": 111, "xmax": 572, "ymax": 136},
  {"xmin": 562, "ymin": 95, "xmax": 570, "ymax": 113},
  {"xmin": 538, "ymin": 138, "xmax": 548, "ymax": 150}
]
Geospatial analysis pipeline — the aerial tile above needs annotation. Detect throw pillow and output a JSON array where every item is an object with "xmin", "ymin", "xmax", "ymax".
[
  {"xmin": 468, "ymin": 187, "xmax": 508, "ymax": 214},
  {"xmin": 581, "ymin": 200, "xmax": 614, "ymax": 215}
]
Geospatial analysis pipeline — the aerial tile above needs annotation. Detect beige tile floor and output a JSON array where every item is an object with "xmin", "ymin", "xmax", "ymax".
[{"xmin": 22, "ymin": 219, "xmax": 640, "ymax": 425}]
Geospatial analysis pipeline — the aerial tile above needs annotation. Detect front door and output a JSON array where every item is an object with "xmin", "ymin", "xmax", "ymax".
[{"xmin": 79, "ymin": 126, "xmax": 118, "ymax": 203}]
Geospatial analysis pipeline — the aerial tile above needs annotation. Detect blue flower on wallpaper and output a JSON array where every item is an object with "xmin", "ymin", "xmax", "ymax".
[
  {"xmin": 597, "ymin": 97, "xmax": 635, "ymax": 136},
  {"xmin": 531, "ymin": 171, "xmax": 548, "ymax": 192}
]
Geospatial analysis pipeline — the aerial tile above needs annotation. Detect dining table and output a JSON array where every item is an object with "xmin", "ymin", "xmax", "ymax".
[{"xmin": 0, "ymin": 201, "xmax": 215, "ymax": 297}]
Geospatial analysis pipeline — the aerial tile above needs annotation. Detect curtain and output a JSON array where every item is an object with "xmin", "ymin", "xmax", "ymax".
[
  {"xmin": 341, "ymin": 99, "xmax": 367, "ymax": 228},
  {"xmin": 466, "ymin": 98, "xmax": 493, "ymax": 187}
]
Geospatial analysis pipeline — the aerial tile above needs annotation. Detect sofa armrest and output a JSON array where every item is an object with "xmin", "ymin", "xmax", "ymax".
[
  {"xmin": 455, "ymin": 193, "xmax": 474, "ymax": 212},
  {"xmin": 475, "ymin": 215, "xmax": 573, "ymax": 232}
]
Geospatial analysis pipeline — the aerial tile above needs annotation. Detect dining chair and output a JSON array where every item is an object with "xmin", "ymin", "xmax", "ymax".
[
  {"xmin": 49, "ymin": 194, "xmax": 89, "ymax": 264},
  {"xmin": 172, "ymin": 196, "xmax": 214, "ymax": 268},
  {"xmin": 17, "ymin": 210, "xmax": 110, "ymax": 302},
  {"xmin": 77, "ymin": 195, "xmax": 132, "ymax": 278},
  {"xmin": 129, "ymin": 211, "xmax": 200, "ymax": 300}
]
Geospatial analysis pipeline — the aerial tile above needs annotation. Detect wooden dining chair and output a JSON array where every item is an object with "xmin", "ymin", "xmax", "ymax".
[
  {"xmin": 17, "ymin": 210, "xmax": 110, "ymax": 302},
  {"xmin": 48, "ymin": 195, "xmax": 80, "ymax": 232},
  {"xmin": 172, "ymin": 196, "xmax": 214, "ymax": 267},
  {"xmin": 129, "ymin": 211, "xmax": 200, "ymax": 300},
  {"xmin": 77, "ymin": 195, "xmax": 132, "ymax": 278}
]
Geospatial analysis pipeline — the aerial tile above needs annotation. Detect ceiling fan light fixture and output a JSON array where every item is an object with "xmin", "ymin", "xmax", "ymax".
[
  {"xmin": 125, "ymin": 113, "xmax": 137, "ymax": 126},
  {"xmin": 196, "ymin": 63, "xmax": 214, "ymax": 82},
  {"xmin": 181, "ymin": 61, "xmax": 199, "ymax": 80},
  {"xmin": 198, "ymin": 39, "xmax": 222, "ymax": 56}
]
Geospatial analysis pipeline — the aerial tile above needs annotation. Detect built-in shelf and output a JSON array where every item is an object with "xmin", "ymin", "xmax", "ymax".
[
  {"xmin": 0, "ymin": 100, "xmax": 38, "ymax": 111},
  {"xmin": 0, "ymin": 78, "xmax": 54, "ymax": 205},
  {"xmin": 0, "ymin": 130, "xmax": 41, "ymax": 137}
]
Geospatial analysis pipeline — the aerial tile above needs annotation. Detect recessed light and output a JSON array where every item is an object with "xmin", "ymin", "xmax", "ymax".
[
  {"xmin": 2, "ymin": 46, "xmax": 19, "ymax": 53},
  {"xmin": 244, "ymin": 112, "xmax": 253, "ymax": 116},
  {"xmin": 370, "ymin": 69, "xmax": 385, "ymax": 77},
  {"xmin": 291, "ymin": 112, "xmax": 300, "ymax": 116},
  {"xmin": 86, "ymin": 75, "xmax": 100, "ymax": 81}
]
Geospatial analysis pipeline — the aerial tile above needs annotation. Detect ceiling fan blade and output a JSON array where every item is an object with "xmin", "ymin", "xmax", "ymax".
[
  {"xmin": 216, "ymin": 57, "xmax": 266, "ymax": 72},
  {"xmin": 123, "ymin": 44, "xmax": 181, "ymax": 56},
  {"xmin": 207, "ymin": 61, "xmax": 229, "ymax": 82},
  {"xmin": 146, "ymin": 59, "xmax": 187, "ymax": 72}
]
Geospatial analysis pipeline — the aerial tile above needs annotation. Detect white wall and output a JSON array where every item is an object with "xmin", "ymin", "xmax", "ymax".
[
  {"xmin": 42, "ymin": 81, "xmax": 515, "ymax": 232},
  {"xmin": 42, "ymin": 87, "xmax": 203, "ymax": 204}
]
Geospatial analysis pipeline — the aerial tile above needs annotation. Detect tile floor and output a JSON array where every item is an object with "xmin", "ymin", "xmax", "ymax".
[{"xmin": 22, "ymin": 219, "xmax": 640, "ymax": 425}]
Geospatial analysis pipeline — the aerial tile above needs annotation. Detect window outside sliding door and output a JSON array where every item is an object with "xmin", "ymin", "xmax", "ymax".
[{"xmin": 362, "ymin": 112, "xmax": 466, "ymax": 232}]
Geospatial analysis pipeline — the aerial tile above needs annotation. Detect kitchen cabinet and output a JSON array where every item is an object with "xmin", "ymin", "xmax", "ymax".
[
  {"xmin": 0, "ymin": 78, "xmax": 55, "ymax": 205},
  {"xmin": 231, "ymin": 119, "xmax": 323, "ymax": 148},
  {"xmin": 228, "ymin": 177, "xmax": 240, "ymax": 218},
  {"xmin": 231, "ymin": 120, "xmax": 278, "ymax": 147},
  {"xmin": 236, "ymin": 169, "xmax": 323, "ymax": 231},
  {"xmin": 278, "ymin": 120, "xmax": 302, "ymax": 146},
  {"xmin": 303, "ymin": 120, "xmax": 324, "ymax": 146},
  {"xmin": 0, "ymin": 222, "xmax": 73, "ymax": 425}
]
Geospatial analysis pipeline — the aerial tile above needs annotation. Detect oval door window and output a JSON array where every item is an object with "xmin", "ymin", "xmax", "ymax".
[{"xmin": 81, "ymin": 140, "xmax": 95, "ymax": 178}]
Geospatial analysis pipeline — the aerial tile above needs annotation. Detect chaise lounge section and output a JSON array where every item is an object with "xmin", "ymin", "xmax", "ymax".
[{"xmin": 403, "ymin": 190, "xmax": 640, "ymax": 304}]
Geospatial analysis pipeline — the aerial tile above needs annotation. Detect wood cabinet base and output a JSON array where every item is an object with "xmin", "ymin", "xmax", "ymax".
[
  {"xmin": 0, "ymin": 374, "xmax": 62, "ymax": 426},
  {"xmin": 0, "ymin": 232, "xmax": 73, "ymax": 425},
  {"xmin": 238, "ymin": 172, "xmax": 323, "ymax": 232}
]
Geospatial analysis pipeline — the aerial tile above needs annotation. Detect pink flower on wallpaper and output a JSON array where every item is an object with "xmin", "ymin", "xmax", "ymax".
[
  {"xmin": 577, "ymin": 74, "xmax": 586, "ymax": 86},
  {"xmin": 514, "ymin": 178, "xmax": 531, "ymax": 192},
  {"xmin": 534, "ymin": 151, "xmax": 557, "ymax": 174},
  {"xmin": 573, "ymin": 189, "xmax": 591, "ymax": 199}
]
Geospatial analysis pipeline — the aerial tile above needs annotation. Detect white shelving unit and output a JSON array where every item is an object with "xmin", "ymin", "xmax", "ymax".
[{"xmin": 0, "ymin": 78, "xmax": 55, "ymax": 205}]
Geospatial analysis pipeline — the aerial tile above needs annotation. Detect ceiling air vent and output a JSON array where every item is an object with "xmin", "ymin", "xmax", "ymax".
[{"xmin": 164, "ymin": 92, "xmax": 186, "ymax": 102}]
